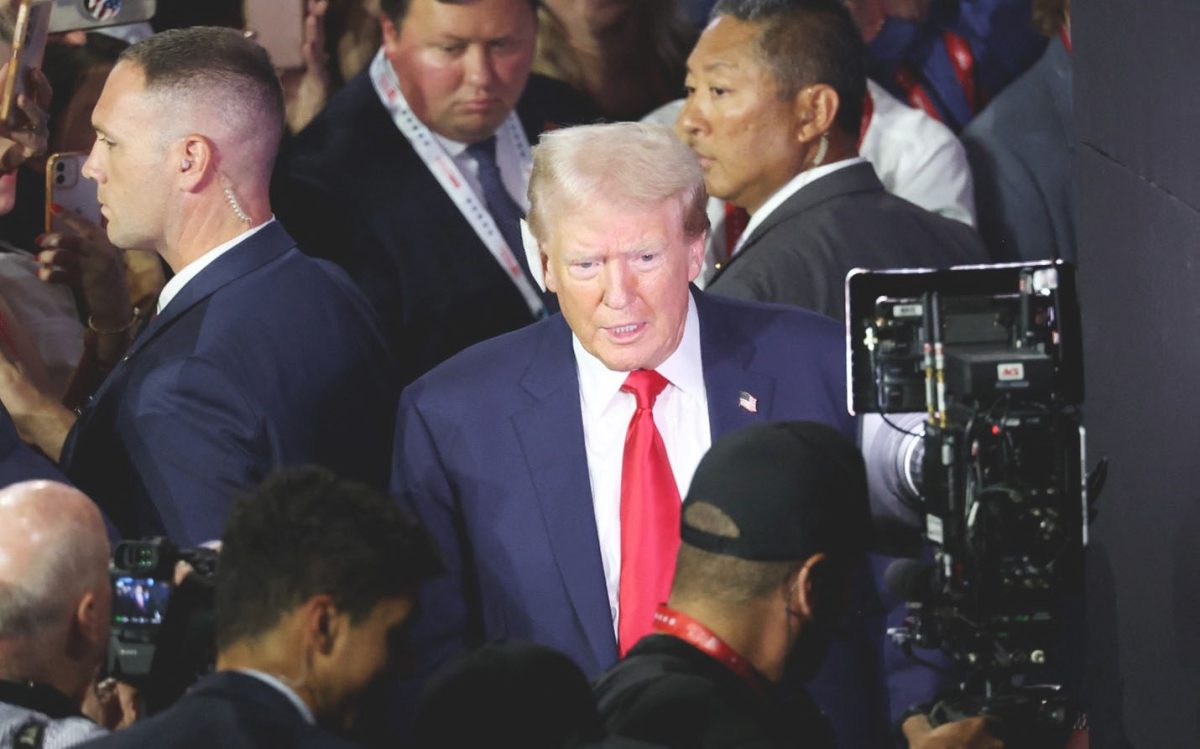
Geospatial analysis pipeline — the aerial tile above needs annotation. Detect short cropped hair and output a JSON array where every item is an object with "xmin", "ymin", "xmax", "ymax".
[
  {"xmin": 214, "ymin": 467, "xmax": 443, "ymax": 651},
  {"xmin": 380, "ymin": 0, "xmax": 539, "ymax": 26},
  {"xmin": 671, "ymin": 502, "xmax": 802, "ymax": 604},
  {"xmin": 712, "ymin": 0, "xmax": 866, "ymax": 136},
  {"xmin": 528, "ymin": 121, "xmax": 709, "ymax": 246},
  {"xmin": 118, "ymin": 26, "xmax": 284, "ymax": 148}
]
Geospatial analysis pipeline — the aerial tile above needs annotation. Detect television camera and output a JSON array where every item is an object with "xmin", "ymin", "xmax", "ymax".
[{"xmin": 847, "ymin": 261, "xmax": 1095, "ymax": 747}]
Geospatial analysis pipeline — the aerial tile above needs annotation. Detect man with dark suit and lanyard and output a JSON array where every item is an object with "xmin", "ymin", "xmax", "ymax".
[
  {"xmin": 0, "ymin": 28, "xmax": 396, "ymax": 546},
  {"xmin": 684, "ymin": 0, "xmax": 987, "ymax": 321},
  {"xmin": 393, "ymin": 120, "xmax": 902, "ymax": 746},
  {"xmin": 275, "ymin": 0, "xmax": 596, "ymax": 387}
]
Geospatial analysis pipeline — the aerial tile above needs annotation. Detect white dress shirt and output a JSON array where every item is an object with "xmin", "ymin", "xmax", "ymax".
[
  {"xmin": 574, "ymin": 294, "xmax": 711, "ymax": 634},
  {"xmin": 156, "ymin": 219, "xmax": 276, "ymax": 314},
  {"xmin": 433, "ymin": 127, "xmax": 530, "ymax": 213}
]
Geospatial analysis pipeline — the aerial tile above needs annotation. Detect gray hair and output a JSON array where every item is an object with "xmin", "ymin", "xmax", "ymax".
[{"xmin": 528, "ymin": 121, "xmax": 709, "ymax": 246}]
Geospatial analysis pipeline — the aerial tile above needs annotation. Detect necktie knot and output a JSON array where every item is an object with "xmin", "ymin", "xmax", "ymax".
[
  {"xmin": 621, "ymin": 369, "xmax": 670, "ymax": 411},
  {"xmin": 466, "ymin": 135, "xmax": 499, "ymax": 165}
]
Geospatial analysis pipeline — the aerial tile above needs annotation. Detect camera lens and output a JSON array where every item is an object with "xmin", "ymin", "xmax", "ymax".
[
  {"xmin": 55, "ymin": 161, "xmax": 65, "ymax": 172},
  {"xmin": 55, "ymin": 175, "xmax": 64, "ymax": 185}
]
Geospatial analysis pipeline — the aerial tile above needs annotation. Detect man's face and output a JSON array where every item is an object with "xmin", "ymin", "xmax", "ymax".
[
  {"xmin": 82, "ymin": 61, "xmax": 173, "ymax": 251},
  {"xmin": 381, "ymin": 0, "xmax": 536, "ymax": 144},
  {"xmin": 543, "ymin": 196, "xmax": 705, "ymax": 372},
  {"xmin": 316, "ymin": 596, "xmax": 414, "ymax": 731},
  {"xmin": 676, "ymin": 15, "xmax": 807, "ymax": 214}
]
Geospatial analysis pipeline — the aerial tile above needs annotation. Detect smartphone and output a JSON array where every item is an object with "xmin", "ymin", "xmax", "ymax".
[
  {"xmin": 0, "ymin": 0, "xmax": 52, "ymax": 127},
  {"xmin": 45, "ymin": 151, "xmax": 100, "ymax": 233},
  {"xmin": 48, "ymin": 0, "xmax": 157, "ymax": 34},
  {"xmin": 243, "ymin": 0, "xmax": 305, "ymax": 69}
]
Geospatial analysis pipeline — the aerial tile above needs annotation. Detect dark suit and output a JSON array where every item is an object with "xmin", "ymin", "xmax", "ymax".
[
  {"xmin": 0, "ymin": 402, "xmax": 67, "ymax": 487},
  {"xmin": 708, "ymin": 161, "xmax": 988, "ymax": 320},
  {"xmin": 60, "ymin": 222, "xmax": 397, "ymax": 546},
  {"xmin": 274, "ymin": 69, "xmax": 596, "ymax": 388},
  {"xmin": 394, "ymin": 290, "xmax": 896, "ymax": 746},
  {"xmin": 78, "ymin": 671, "xmax": 360, "ymax": 749},
  {"xmin": 962, "ymin": 36, "xmax": 1075, "ymax": 263}
]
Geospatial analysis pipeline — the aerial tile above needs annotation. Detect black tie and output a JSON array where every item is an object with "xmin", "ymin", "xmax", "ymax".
[{"xmin": 466, "ymin": 136, "xmax": 535, "ymax": 283}]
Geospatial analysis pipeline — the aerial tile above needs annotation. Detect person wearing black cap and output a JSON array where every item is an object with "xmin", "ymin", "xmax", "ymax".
[{"xmin": 593, "ymin": 421, "xmax": 869, "ymax": 749}]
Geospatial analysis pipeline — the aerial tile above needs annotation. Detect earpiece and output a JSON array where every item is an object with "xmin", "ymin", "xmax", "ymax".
[{"xmin": 181, "ymin": 159, "xmax": 192, "ymax": 171}]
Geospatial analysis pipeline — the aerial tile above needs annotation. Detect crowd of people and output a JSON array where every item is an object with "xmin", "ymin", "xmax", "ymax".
[{"xmin": 0, "ymin": 0, "xmax": 1074, "ymax": 747}]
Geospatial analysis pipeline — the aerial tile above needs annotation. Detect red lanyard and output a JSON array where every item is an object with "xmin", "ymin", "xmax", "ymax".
[
  {"xmin": 1060, "ymin": 27, "xmax": 1072, "ymax": 54},
  {"xmin": 653, "ymin": 604, "xmax": 765, "ymax": 693},
  {"xmin": 943, "ymin": 30, "xmax": 980, "ymax": 113}
]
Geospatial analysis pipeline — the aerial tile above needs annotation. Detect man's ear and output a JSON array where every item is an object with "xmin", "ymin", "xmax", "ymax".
[
  {"xmin": 789, "ymin": 552, "xmax": 831, "ymax": 620},
  {"xmin": 685, "ymin": 232, "xmax": 706, "ymax": 282},
  {"xmin": 793, "ymin": 84, "xmax": 840, "ymax": 145},
  {"xmin": 300, "ymin": 594, "xmax": 343, "ymax": 656},
  {"xmin": 67, "ymin": 589, "xmax": 107, "ymax": 659},
  {"xmin": 175, "ymin": 134, "xmax": 214, "ymax": 192},
  {"xmin": 380, "ymin": 12, "xmax": 402, "ymax": 57}
]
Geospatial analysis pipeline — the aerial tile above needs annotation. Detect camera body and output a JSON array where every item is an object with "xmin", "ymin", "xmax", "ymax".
[
  {"xmin": 108, "ymin": 538, "xmax": 218, "ymax": 684},
  {"xmin": 848, "ymin": 262, "xmax": 1087, "ymax": 744}
]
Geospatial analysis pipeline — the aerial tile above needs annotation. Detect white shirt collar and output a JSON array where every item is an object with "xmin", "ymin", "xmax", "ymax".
[
  {"xmin": 734, "ymin": 156, "xmax": 868, "ymax": 255},
  {"xmin": 233, "ymin": 669, "xmax": 316, "ymax": 725},
  {"xmin": 573, "ymin": 292, "xmax": 704, "ymax": 418},
  {"xmin": 157, "ymin": 219, "xmax": 276, "ymax": 314}
]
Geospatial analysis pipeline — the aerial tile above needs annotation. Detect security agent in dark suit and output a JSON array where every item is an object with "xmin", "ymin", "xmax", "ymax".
[
  {"xmin": 0, "ymin": 28, "xmax": 397, "ymax": 545},
  {"xmin": 274, "ymin": 0, "xmax": 597, "ymax": 388},
  {"xmin": 681, "ymin": 0, "xmax": 987, "ymax": 321},
  {"xmin": 79, "ymin": 467, "xmax": 443, "ymax": 749}
]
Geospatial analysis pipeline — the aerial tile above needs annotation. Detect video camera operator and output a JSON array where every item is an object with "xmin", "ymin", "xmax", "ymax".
[
  {"xmin": 81, "ymin": 466, "xmax": 443, "ymax": 749},
  {"xmin": 0, "ymin": 480, "xmax": 112, "ymax": 748}
]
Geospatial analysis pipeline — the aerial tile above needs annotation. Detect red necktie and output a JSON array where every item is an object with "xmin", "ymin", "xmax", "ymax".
[{"xmin": 617, "ymin": 369, "xmax": 681, "ymax": 656}]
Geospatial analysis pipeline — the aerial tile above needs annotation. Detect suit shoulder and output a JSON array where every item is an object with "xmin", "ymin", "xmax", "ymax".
[
  {"xmin": 701, "ymin": 291, "xmax": 843, "ymax": 342},
  {"xmin": 402, "ymin": 316, "xmax": 565, "ymax": 403}
]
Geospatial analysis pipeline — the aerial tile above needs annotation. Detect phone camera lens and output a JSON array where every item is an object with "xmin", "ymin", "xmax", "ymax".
[
  {"xmin": 55, "ymin": 162, "xmax": 65, "ymax": 172},
  {"xmin": 55, "ymin": 175, "xmax": 64, "ymax": 185}
]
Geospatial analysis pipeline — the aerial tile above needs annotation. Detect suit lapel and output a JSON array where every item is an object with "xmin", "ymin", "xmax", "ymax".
[
  {"xmin": 713, "ymin": 162, "xmax": 885, "ymax": 283},
  {"xmin": 510, "ymin": 317, "xmax": 616, "ymax": 668},
  {"xmin": 129, "ymin": 222, "xmax": 295, "ymax": 358},
  {"xmin": 72, "ymin": 223, "xmax": 295, "ymax": 421},
  {"xmin": 696, "ymin": 290, "xmax": 779, "ymax": 439}
]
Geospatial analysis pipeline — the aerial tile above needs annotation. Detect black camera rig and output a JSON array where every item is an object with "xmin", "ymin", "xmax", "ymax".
[{"xmin": 848, "ymin": 261, "xmax": 1092, "ymax": 747}]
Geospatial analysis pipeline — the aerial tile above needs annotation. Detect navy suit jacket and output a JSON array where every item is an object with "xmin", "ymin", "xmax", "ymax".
[
  {"xmin": 274, "ymin": 70, "xmax": 596, "ymax": 388},
  {"xmin": 60, "ymin": 222, "xmax": 397, "ymax": 545},
  {"xmin": 78, "ymin": 671, "xmax": 361, "ymax": 749},
  {"xmin": 394, "ymin": 290, "xmax": 898, "ymax": 746}
]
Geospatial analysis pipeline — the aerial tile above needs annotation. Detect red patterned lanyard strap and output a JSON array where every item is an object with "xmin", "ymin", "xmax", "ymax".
[{"xmin": 652, "ymin": 604, "xmax": 766, "ymax": 693}]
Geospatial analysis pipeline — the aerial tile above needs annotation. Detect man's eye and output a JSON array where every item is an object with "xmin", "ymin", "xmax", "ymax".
[{"xmin": 710, "ymin": 87, "xmax": 729, "ymax": 97}]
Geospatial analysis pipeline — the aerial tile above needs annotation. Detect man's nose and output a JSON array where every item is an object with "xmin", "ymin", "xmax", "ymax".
[
  {"xmin": 602, "ymin": 261, "xmax": 636, "ymax": 309},
  {"xmin": 676, "ymin": 96, "xmax": 705, "ymax": 138},
  {"xmin": 81, "ymin": 144, "xmax": 101, "ymax": 182},
  {"xmin": 464, "ymin": 46, "xmax": 497, "ymax": 89}
]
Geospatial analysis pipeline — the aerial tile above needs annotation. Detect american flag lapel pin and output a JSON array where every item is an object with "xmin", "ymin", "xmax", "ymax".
[{"xmin": 738, "ymin": 391, "xmax": 758, "ymax": 414}]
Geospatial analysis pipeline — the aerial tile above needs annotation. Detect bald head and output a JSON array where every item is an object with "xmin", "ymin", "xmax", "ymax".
[{"xmin": 0, "ymin": 481, "xmax": 111, "ymax": 695}]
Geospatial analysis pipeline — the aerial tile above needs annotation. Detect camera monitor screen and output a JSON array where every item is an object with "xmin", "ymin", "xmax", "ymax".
[{"xmin": 112, "ymin": 576, "xmax": 172, "ymax": 626}]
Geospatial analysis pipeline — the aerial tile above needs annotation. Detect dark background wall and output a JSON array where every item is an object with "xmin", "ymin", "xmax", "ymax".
[{"xmin": 1077, "ymin": 2, "xmax": 1200, "ymax": 746}]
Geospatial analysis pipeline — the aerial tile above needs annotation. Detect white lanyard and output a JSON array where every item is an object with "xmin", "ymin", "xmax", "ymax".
[{"xmin": 369, "ymin": 50, "xmax": 545, "ymax": 318}]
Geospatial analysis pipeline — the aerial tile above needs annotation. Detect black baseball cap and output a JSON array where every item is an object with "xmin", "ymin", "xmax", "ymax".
[{"xmin": 680, "ymin": 421, "xmax": 870, "ymax": 562}]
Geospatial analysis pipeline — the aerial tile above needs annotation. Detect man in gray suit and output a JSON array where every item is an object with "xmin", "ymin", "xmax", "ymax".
[
  {"xmin": 962, "ymin": 0, "xmax": 1073, "ymax": 264},
  {"xmin": 680, "ymin": 0, "xmax": 987, "ymax": 320}
]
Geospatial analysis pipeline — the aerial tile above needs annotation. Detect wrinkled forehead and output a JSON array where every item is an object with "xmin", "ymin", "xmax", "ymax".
[{"xmin": 543, "ymin": 193, "xmax": 686, "ymax": 253}]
